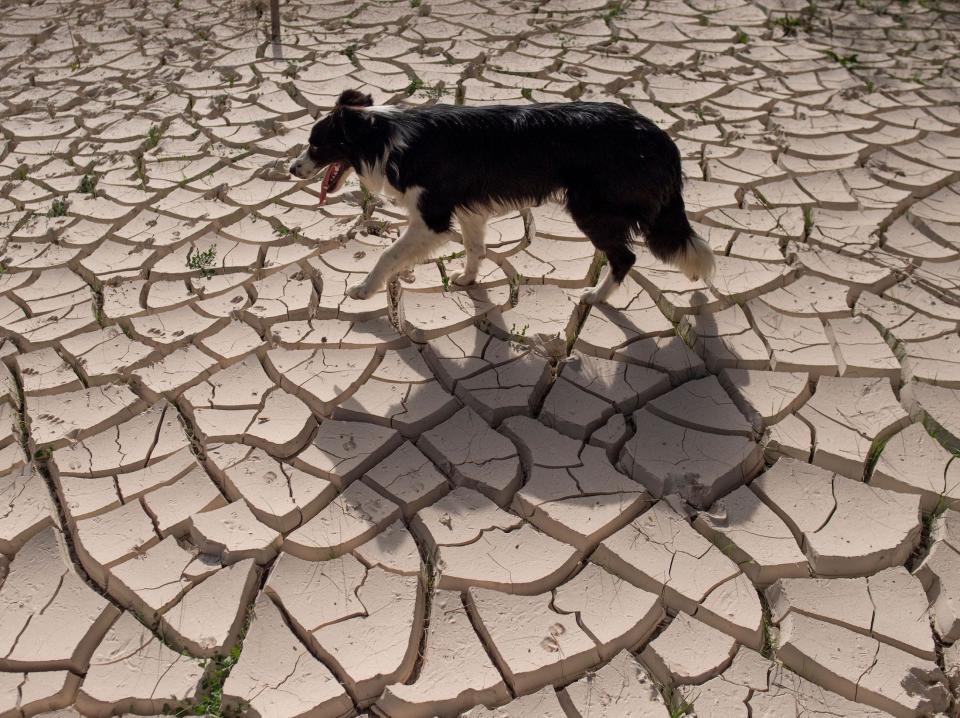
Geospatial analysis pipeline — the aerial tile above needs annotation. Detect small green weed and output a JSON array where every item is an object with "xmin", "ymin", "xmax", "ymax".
[
  {"xmin": 13, "ymin": 165, "xmax": 28, "ymax": 181},
  {"xmin": 509, "ymin": 274, "xmax": 523, "ymax": 306},
  {"xmin": 360, "ymin": 186, "xmax": 375, "ymax": 214},
  {"xmin": 406, "ymin": 76, "xmax": 426, "ymax": 95},
  {"xmin": 802, "ymin": 206, "xmax": 814, "ymax": 238},
  {"xmin": 186, "ymin": 246, "xmax": 217, "ymax": 278},
  {"xmin": 410, "ymin": 0, "xmax": 422, "ymax": 6},
  {"xmin": 47, "ymin": 198, "xmax": 68, "ymax": 218},
  {"xmin": 509, "ymin": 323, "xmax": 529, "ymax": 345},
  {"xmin": 342, "ymin": 43, "xmax": 357, "ymax": 60},
  {"xmin": 33, "ymin": 445, "xmax": 53, "ymax": 462},
  {"xmin": 773, "ymin": 15, "xmax": 804, "ymax": 35},
  {"xmin": 178, "ymin": 642, "xmax": 244, "ymax": 716},
  {"xmin": 78, "ymin": 173, "xmax": 99, "ymax": 195},
  {"xmin": 662, "ymin": 686, "xmax": 695, "ymax": 717},
  {"xmin": 145, "ymin": 124, "xmax": 162, "ymax": 150},
  {"xmin": 825, "ymin": 50, "xmax": 858, "ymax": 68},
  {"xmin": 924, "ymin": 495, "xmax": 950, "ymax": 535},
  {"xmin": 603, "ymin": 0, "xmax": 627, "ymax": 23},
  {"xmin": 760, "ymin": 602, "xmax": 778, "ymax": 658},
  {"xmin": 520, "ymin": 87, "xmax": 533, "ymax": 101},
  {"xmin": 735, "ymin": 29, "xmax": 749, "ymax": 43}
]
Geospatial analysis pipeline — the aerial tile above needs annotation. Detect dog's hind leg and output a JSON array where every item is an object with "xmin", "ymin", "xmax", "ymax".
[
  {"xmin": 643, "ymin": 192, "xmax": 715, "ymax": 282},
  {"xmin": 346, "ymin": 216, "xmax": 447, "ymax": 299},
  {"xmin": 448, "ymin": 211, "xmax": 486, "ymax": 286},
  {"xmin": 567, "ymin": 195, "xmax": 636, "ymax": 305},
  {"xmin": 580, "ymin": 242, "xmax": 635, "ymax": 305}
]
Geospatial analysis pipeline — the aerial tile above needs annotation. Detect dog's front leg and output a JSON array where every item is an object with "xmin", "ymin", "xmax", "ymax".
[
  {"xmin": 448, "ymin": 212, "xmax": 486, "ymax": 286},
  {"xmin": 346, "ymin": 218, "xmax": 446, "ymax": 299}
]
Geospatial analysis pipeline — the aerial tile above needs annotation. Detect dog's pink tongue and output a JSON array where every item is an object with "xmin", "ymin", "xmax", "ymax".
[{"xmin": 317, "ymin": 162, "xmax": 339, "ymax": 205}]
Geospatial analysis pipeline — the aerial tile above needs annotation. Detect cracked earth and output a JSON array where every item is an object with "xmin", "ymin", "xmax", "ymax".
[{"xmin": 1, "ymin": 0, "xmax": 960, "ymax": 716}]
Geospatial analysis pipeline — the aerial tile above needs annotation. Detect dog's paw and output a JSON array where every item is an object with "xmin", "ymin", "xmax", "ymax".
[
  {"xmin": 447, "ymin": 270, "xmax": 477, "ymax": 287},
  {"xmin": 580, "ymin": 287, "xmax": 604, "ymax": 305},
  {"xmin": 346, "ymin": 282, "xmax": 371, "ymax": 300}
]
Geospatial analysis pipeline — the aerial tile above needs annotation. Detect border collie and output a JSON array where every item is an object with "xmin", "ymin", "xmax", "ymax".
[{"xmin": 290, "ymin": 89, "xmax": 714, "ymax": 304}]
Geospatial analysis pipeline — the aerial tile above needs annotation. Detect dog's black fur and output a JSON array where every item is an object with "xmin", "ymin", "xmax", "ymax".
[{"xmin": 297, "ymin": 89, "xmax": 707, "ymax": 290}]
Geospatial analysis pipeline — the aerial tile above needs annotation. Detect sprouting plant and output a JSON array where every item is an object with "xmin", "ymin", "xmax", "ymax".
[
  {"xmin": 342, "ymin": 43, "xmax": 357, "ymax": 60},
  {"xmin": 33, "ymin": 445, "xmax": 53, "ymax": 462},
  {"xmin": 802, "ymin": 206, "xmax": 814, "ymax": 237},
  {"xmin": 509, "ymin": 323, "xmax": 529, "ymax": 345},
  {"xmin": 825, "ymin": 50, "xmax": 858, "ymax": 68},
  {"xmin": 660, "ymin": 685, "xmax": 695, "ymax": 718},
  {"xmin": 178, "ymin": 641, "xmax": 244, "ymax": 716},
  {"xmin": 47, "ymin": 198, "xmax": 68, "ymax": 218},
  {"xmin": 864, "ymin": 78, "xmax": 876, "ymax": 92},
  {"xmin": 410, "ymin": 0, "xmax": 422, "ymax": 6},
  {"xmin": 773, "ymin": 15, "xmax": 804, "ymax": 35},
  {"xmin": 760, "ymin": 602, "xmax": 778, "ymax": 658},
  {"xmin": 520, "ymin": 87, "xmax": 533, "ymax": 101},
  {"xmin": 186, "ymin": 246, "xmax": 217, "ymax": 278},
  {"xmin": 360, "ymin": 186, "xmax": 375, "ymax": 213},
  {"xmin": 923, "ymin": 495, "xmax": 950, "ymax": 535},
  {"xmin": 735, "ymin": 29, "xmax": 749, "ymax": 43},
  {"xmin": 78, "ymin": 173, "xmax": 99, "ymax": 195},
  {"xmin": 405, "ymin": 76, "xmax": 426, "ymax": 95},
  {"xmin": 273, "ymin": 224, "xmax": 291, "ymax": 237},
  {"xmin": 145, "ymin": 124, "xmax": 162, "ymax": 150},
  {"xmin": 603, "ymin": 0, "xmax": 627, "ymax": 23},
  {"xmin": 509, "ymin": 273, "xmax": 523, "ymax": 305},
  {"xmin": 13, "ymin": 165, "xmax": 28, "ymax": 181}
]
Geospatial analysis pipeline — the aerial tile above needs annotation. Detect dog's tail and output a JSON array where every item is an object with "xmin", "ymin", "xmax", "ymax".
[{"xmin": 644, "ymin": 192, "xmax": 715, "ymax": 282}]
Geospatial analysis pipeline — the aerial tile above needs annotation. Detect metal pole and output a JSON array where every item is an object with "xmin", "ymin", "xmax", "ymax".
[{"xmin": 270, "ymin": 0, "xmax": 280, "ymax": 41}]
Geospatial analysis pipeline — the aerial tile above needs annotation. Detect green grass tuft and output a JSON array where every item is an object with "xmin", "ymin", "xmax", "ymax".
[
  {"xmin": 78, "ymin": 173, "xmax": 99, "ymax": 195},
  {"xmin": 824, "ymin": 50, "xmax": 859, "ymax": 68},
  {"xmin": 186, "ymin": 246, "xmax": 217, "ymax": 278},
  {"xmin": 178, "ymin": 642, "xmax": 244, "ymax": 717},
  {"xmin": 405, "ymin": 76, "xmax": 426, "ymax": 95},
  {"xmin": 46, "ymin": 197, "xmax": 69, "ymax": 218},
  {"xmin": 145, "ymin": 124, "xmax": 162, "ymax": 150}
]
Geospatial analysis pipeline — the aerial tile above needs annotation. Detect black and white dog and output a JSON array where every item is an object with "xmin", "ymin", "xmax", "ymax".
[{"xmin": 290, "ymin": 89, "xmax": 714, "ymax": 304}]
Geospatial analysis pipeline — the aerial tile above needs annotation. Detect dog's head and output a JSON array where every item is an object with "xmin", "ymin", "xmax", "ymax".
[{"xmin": 289, "ymin": 89, "xmax": 375, "ymax": 201}]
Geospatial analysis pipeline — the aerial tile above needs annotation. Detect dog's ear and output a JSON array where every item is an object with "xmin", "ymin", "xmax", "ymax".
[
  {"xmin": 336, "ymin": 89, "xmax": 374, "ymax": 108},
  {"xmin": 336, "ymin": 103, "xmax": 375, "ymax": 144}
]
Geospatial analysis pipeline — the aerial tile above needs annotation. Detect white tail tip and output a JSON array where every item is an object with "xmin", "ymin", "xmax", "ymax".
[{"xmin": 672, "ymin": 233, "xmax": 715, "ymax": 282}]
